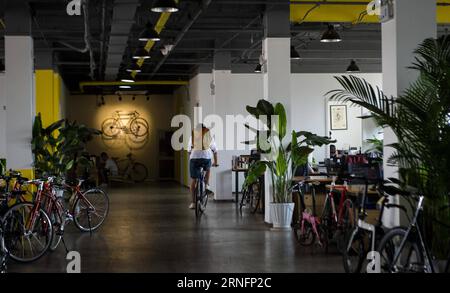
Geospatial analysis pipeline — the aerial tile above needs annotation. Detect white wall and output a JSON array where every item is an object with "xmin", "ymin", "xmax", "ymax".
[
  {"xmin": 176, "ymin": 72, "xmax": 383, "ymax": 199},
  {"xmin": 291, "ymin": 73, "xmax": 382, "ymax": 161},
  {"xmin": 0, "ymin": 73, "xmax": 6, "ymax": 158}
]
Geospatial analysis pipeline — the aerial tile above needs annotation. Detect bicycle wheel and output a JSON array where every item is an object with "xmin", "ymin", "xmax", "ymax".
[
  {"xmin": 2, "ymin": 202, "xmax": 53, "ymax": 263},
  {"xmin": 249, "ymin": 184, "xmax": 260, "ymax": 214},
  {"xmin": 294, "ymin": 220, "xmax": 316, "ymax": 246},
  {"xmin": 101, "ymin": 118, "xmax": 120, "ymax": 138},
  {"xmin": 129, "ymin": 118, "xmax": 149, "ymax": 138},
  {"xmin": 337, "ymin": 200, "xmax": 356, "ymax": 253},
  {"xmin": 73, "ymin": 189, "xmax": 109, "ymax": 232},
  {"xmin": 377, "ymin": 227, "xmax": 424, "ymax": 273},
  {"xmin": 49, "ymin": 208, "xmax": 64, "ymax": 252},
  {"xmin": 130, "ymin": 163, "xmax": 148, "ymax": 183},
  {"xmin": 343, "ymin": 228, "xmax": 367, "ymax": 273},
  {"xmin": 195, "ymin": 184, "xmax": 201, "ymax": 218}
]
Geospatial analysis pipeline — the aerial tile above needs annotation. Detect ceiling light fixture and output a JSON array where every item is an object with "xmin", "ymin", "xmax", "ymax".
[
  {"xmin": 151, "ymin": 0, "xmax": 179, "ymax": 13},
  {"xmin": 254, "ymin": 64, "xmax": 262, "ymax": 73},
  {"xmin": 290, "ymin": 46, "xmax": 301, "ymax": 60},
  {"xmin": 133, "ymin": 47, "xmax": 151, "ymax": 60},
  {"xmin": 120, "ymin": 85, "xmax": 132, "ymax": 89},
  {"xmin": 346, "ymin": 60, "xmax": 360, "ymax": 72},
  {"xmin": 321, "ymin": 24, "xmax": 342, "ymax": 43},
  {"xmin": 139, "ymin": 23, "xmax": 161, "ymax": 42},
  {"xmin": 126, "ymin": 63, "xmax": 142, "ymax": 73}
]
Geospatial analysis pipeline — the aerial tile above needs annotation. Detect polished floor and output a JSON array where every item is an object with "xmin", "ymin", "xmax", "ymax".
[{"xmin": 9, "ymin": 183, "xmax": 343, "ymax": 273}]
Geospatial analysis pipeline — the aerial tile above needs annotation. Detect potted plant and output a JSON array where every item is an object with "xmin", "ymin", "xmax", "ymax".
[
  {"xmin": 327, "ymin": 35, "xmax": 450, "ymax": 258},
  {"xmin": 32, "ymin": 113, "xmax": 101, "ymax": 178},
  {"xmin": 244, "ymin": 100, "xmax": 334, "ymax": 230}
]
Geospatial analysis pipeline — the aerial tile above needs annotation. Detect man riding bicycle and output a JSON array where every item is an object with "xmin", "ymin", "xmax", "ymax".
[{"xmin": 187, "ymin": 124, "xmax": 218, "ymax": 210}]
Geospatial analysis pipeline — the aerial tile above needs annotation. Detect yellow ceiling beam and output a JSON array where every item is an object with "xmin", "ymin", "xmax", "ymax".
[
  {"xmin": 132, "ymin": 2, "xmax": 176, "ymax": 77},
  {"xmin": 290, "ymin": 1, "xmax": 450, "ymax": 24}
]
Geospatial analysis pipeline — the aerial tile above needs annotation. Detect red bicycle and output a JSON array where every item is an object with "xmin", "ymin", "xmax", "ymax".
[{"xmin": 320, "ymin": 177, "xmax": 356, "ymax": 253}]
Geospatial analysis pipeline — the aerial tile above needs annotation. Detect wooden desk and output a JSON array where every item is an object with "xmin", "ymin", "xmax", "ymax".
[
  {"xmin": 292, "ymin": 176, "xmax": 333, "ymax": 184},
  {"xmin": 232, "ymin": 167, "xmax": 248, "ymax": 203}
]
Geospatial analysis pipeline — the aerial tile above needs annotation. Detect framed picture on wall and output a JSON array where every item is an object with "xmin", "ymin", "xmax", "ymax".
[{"xmin": 330, "ymin": 105, "xmax": 348, "ymax": 130}]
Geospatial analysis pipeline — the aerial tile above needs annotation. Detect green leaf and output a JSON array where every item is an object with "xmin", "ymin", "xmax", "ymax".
[
  {"xmin": 274, "ymin": 103, "xmax": 287, "ymax": 139},
  {"xmin": 257, "ymin": 99, "xmax": 275, "ymax": 116}
]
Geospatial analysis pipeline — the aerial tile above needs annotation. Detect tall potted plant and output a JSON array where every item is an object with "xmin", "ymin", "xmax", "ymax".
[
  {"xmin": 327, "ymin": 35, "xmax": 450, "ymax": 257},
  {"xmin": 244, "ymin": 100, "xmax": 334, "ymax": 230},
  {"xmin": 32, "ymin": 113, "xmax": 101, "ymax": 177}
]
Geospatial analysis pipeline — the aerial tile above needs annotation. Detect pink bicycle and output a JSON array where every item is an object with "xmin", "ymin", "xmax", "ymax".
[{"xmin": 293, "ymin": 179, "xmax": 327, "ymax": 247}]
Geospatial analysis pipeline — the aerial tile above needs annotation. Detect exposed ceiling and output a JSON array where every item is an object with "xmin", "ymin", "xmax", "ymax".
[{"xmin": 0, "ymin": 0, "xmax": 449, "ymax": 94}]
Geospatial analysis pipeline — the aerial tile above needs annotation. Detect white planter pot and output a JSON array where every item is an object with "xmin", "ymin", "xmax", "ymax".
[{"xmin": 270, "ymin": 203, "xmax": 295, "ymax": 231}]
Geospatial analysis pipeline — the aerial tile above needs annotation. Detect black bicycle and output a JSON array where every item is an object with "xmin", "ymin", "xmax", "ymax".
[
  {"xmin": 239, "ymin": 179, "xmax": 261, "ymax": 214},
  {"xmin": 194, "ymin": 167, "xmax": 214, "ymax": 218},
  {"xmin": 342, "ymin": 181, "xmax": 407, "ymax": 273},
  {"xmin": 377, "ymin": 193, "xmax": 450, "ymax": 273}
]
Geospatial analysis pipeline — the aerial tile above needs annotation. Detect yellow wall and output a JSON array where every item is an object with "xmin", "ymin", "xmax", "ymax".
[{"xmin": 35, "ymin": 70, "xmax": 62, "ymax": 127}]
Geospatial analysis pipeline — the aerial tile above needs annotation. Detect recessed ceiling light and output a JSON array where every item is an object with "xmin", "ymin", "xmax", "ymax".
[
  {"xmin": 321, "ymin": 24, "xmax": 342, "ymax": 43},
  {"xmin": 290, "ymin": 46, "xmax": 301, "ymax": 60},
  {"xmin": 120, "ymin": 85, "xmax": 131, "ymax": 89},
  {"xmin": 139, "ymin": 24, "xmax": 161, "ymax": 42},
  {"xmin": 151, "ymin": 0, "xmax": 179, "ymax": 13},
  {"xmin": 126, "ymin": 63, "xmax": 142, "ymax": 73},
  {"xmin": 133, "ymin": 47, "xmax": 151, "ymax": 59},
  {"xmin": 346, "ymin": 60, "xmax": 360, "ymax": 72}
]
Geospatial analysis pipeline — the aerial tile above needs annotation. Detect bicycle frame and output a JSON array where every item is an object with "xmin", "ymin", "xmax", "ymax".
[
  {"xmin": 387, "ymin": 196, "xmax": 436, "ymax": 273},
  {"xmin": 322, "ymin": 180, "xmax": 353, "ymax": 228}
]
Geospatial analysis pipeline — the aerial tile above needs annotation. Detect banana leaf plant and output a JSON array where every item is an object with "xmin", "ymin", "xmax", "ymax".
[
  {"xmin": 326, "ymin": 35, "xmax": 450, "ymax": 256},
  {"xmin": 32, "ymin": 113, "xmax": 101, "ymax": 177},
  {"xmin": 243, "ymin": 100, "xmax": 335, "ymax": 203}
]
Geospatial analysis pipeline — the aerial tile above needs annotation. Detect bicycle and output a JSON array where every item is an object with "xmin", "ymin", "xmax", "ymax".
[
  {"xmin": 2, "ymin": 179, "xmax": 53, "ymax": 263},
  {"xmin": 102, "ymin": 111, "xmax": 149, "ymax": 141},
  {"xmin": 113, "ymin": 153, "xmax": 148, "ymax": 183},
  {"xmin": 240, "ymin": 179, "xmax": 261, "ymax": 214},
  {"xmin": 293, "ymin": 179, "xmax": 327, "ymax": 248},
  {"xmin": 41, "ymin": 177, "xmax": 110, "ymax": 251},
  {"xmin": 320, "ymin": 177, "xmax": 356, "ymax": 253},
  {"xmin": 342, "ymin": 180, "xmax": 407, "ymax": 273},
  {"xmin": 0, "ymin": 194, "xmax": 8, "ymax": 273},
  {"xmin": 194, "ymin": 165, "xmax": 218, "ymax": 218},
  {"xmin": 377, "ymin": 193, "xmax": 450, "ymax": 273}
]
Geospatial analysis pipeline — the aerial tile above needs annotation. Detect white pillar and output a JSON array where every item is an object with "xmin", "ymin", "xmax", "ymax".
[
  {"xmin": 5, "ymin": 36, "xmax": 35, "ymax": 170},
  {"xmin": 262, "ymin": 5, "xmax": 291, "ymax": 223},
  {"xmin": 382, "ymin": 0, "xmax": 436, "ymax": 226},
  {"xmin": 212, "ymin": 68, "xmax": 232, "ymax": 200}
]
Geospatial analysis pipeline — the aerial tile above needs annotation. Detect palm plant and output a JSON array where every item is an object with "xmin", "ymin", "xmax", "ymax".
[
  {"xmin": 32, "ymin": 114, "xmax": 101, "ymax": 177},
  {"xmin": 244, "ymin": 100, "xmax": 334, "ymax": 203},
  {"xmin": 327, "ymin": 35, "xmax": 450, "ymax": 256}
]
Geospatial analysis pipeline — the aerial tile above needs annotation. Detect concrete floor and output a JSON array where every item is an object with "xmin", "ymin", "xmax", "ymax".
[{"xmin": 9, "ymin": 183, "xmax": 343, "ymax": 273}]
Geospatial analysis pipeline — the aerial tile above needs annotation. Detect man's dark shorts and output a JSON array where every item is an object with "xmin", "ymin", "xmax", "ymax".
[{"xmin": 190, "ymin": 159, "xmax": 212, "ymax": 179}]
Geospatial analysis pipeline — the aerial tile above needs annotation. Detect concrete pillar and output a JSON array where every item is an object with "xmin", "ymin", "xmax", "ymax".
[
  {"xmin": 4, "ymin": 0, "xmax": 35, "ymax": 175},
  {"xmin": 382, "ymin": 0, "xmax": 436, "ymax": 226},
  {"xmin": 262, "ymin": 4, "xmax": 291, "ymax": 223},
  {"xmin": 211, "ymin": 50, "xmax": 233, "ymax": 200}
]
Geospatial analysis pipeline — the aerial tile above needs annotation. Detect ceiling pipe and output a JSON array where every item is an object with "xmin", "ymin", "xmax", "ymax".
[
  {"xmin": 58, "ymin": 0, "xmax": 96, "ymax": 79},
  {"xmin": 79, "ymin": 80, "xmax": 189, "ymax": 93},
  {"xmin": 149, "ymin": 0, "xmax": 213, "ymax": 79}
]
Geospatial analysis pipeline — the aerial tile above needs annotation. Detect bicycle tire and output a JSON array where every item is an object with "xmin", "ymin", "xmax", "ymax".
[
  {"xmin": 337, "ymin": 200, "xmax": 356, "ymax": 253},
  {"xmin": 294, "ymin": 220, "xmax": 316, "ymax": 246},
  {"xmin": 2, "ymin": 202, "xmax": 53, "ymax": 263},
  {"xmin": 49, "ymin": 208, "xmax": 64, "ymax": 252},
  {"xmin": 377, "ymin": 227, "xmax": 424, "ymax": 273},
  {"xmin": 195, "ymin": 182, "xmax": 201, "ymax": 218},
  {"xmin": 129, "ymin": 118, "xmax": 149, "ymax": 138},
  {"xmin": 130, "ymin": 163, "xmax": 148, "ymax": 183},
  {"xmin": 73, "ymin": 189, "xmax": 109, "ymax": 232},
  {"xmin": 101, "ymin": 118, "xmax": 120, "ymax": 138},
  {"xmin": 249, "ymin": 187, "xmax": 260, "ymax": 214},
  {"xmin": 343, "ymin": 228, "xmax": 366, "ymax": 273}
]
